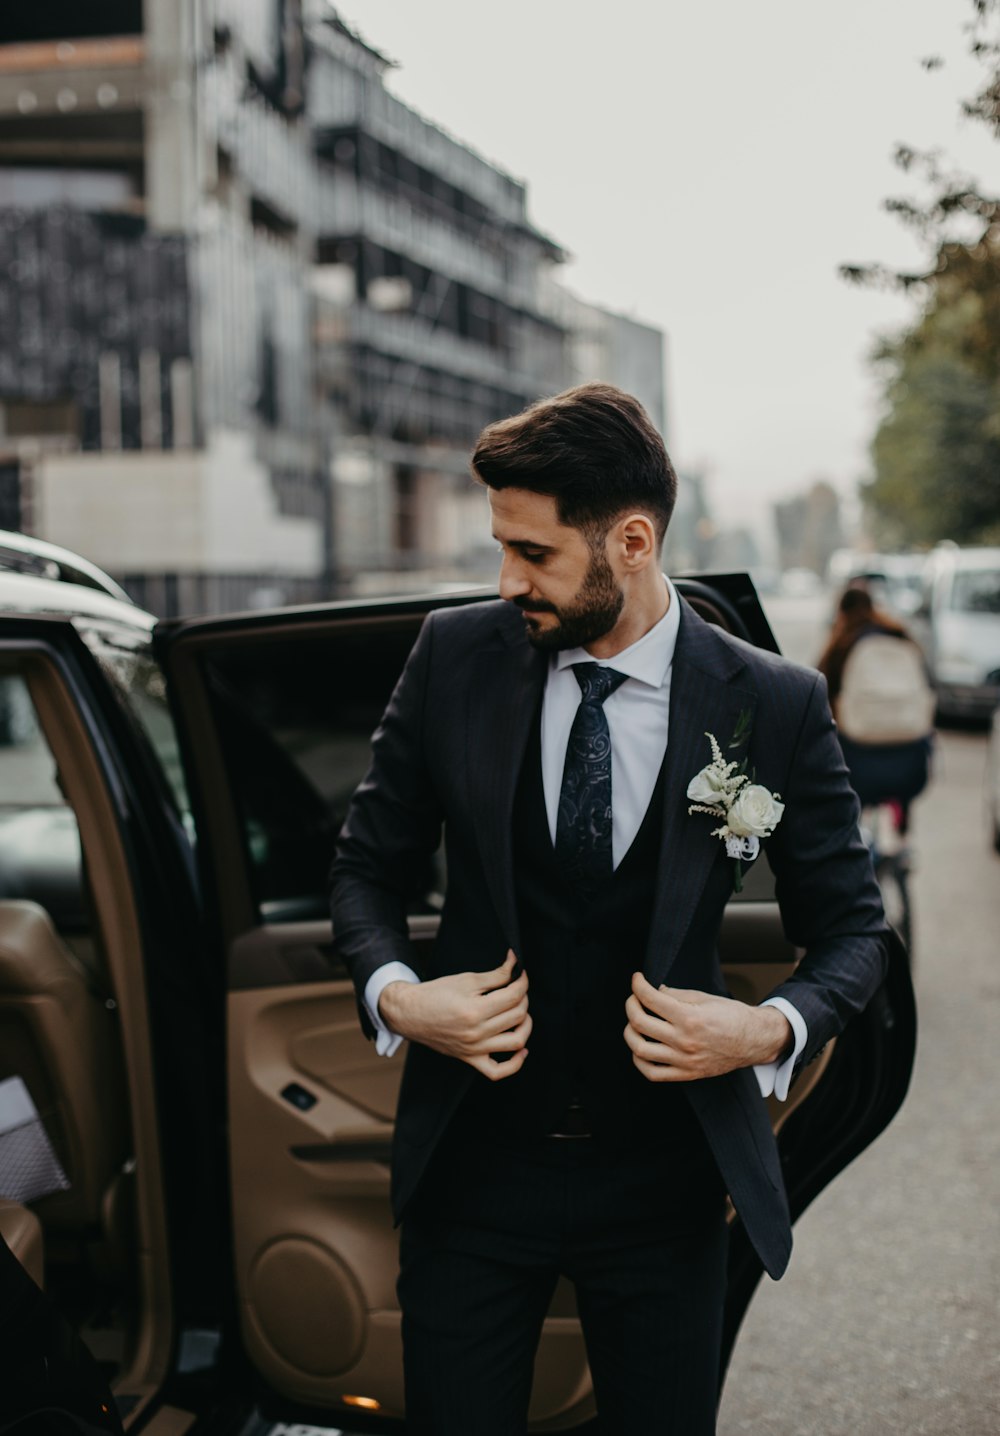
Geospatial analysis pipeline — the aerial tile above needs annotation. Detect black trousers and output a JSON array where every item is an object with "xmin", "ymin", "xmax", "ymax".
[{"xmin": 398, "ymin": 1119, "xmax": 729, "ymax": 1435}]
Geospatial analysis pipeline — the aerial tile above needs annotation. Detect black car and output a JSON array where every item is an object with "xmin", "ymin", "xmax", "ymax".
[{"xmin": 0, "ymin": 563, "xmax": 915, "ymax": 1433}]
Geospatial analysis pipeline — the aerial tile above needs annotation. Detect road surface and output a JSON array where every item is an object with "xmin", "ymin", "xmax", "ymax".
[{"xmin": 718, "ymin": 726, "xmax": 1000, "ymax": 1435}]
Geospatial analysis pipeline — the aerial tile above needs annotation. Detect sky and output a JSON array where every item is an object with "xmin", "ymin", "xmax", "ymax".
[{"xmin": 351, "ymin": 0, "xmax": 996, "ymax": 549}]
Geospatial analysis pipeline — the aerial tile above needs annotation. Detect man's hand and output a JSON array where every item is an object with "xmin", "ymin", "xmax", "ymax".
[
  {"xmin": 624, "ymin": 971, "xmax": 792, "ymax": 1082},
  {"xmin": 379, "ymin": 949, "xmax": 531, "ymax": 1081}
]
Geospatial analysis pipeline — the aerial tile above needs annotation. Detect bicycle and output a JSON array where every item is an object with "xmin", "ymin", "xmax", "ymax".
[{"xmin": 860, "ymin": 800, "xmax": 913, "ymax": 960}]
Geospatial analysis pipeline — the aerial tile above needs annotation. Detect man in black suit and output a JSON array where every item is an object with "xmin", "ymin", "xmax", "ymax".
[{"xmin": 329, "ymin": 384, "xmax": 888, "ymax": 1434}]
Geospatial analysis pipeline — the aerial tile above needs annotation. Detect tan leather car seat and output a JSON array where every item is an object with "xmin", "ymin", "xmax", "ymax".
[
  {"xmin": 0, "ymin": 900, "xmax": 130, "ymax": 1265},
  {"xmin": 0, "ymin": 1198, "xmax": 44, "ymax": 1289}
]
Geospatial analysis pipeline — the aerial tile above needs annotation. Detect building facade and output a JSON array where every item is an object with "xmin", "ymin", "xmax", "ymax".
[
  {"xmin": 306, "ymin": 9, "xmax": 568, "ymax": 589},
  {"xmin": 549, "ymin": 284, "xmax": 667, "ymax": 437},
  {"xmin": 0, "ymin": 3, "xmax": 665, "ymax": 614}
]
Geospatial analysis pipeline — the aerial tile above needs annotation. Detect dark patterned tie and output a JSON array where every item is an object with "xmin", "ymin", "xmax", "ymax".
[{"xmin": 555, "ymin": 662, "xmax": 629, "ymax": 886}]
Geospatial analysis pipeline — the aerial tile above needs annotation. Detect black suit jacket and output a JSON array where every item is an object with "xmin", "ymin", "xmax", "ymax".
[{"xmin": 329, "ymin": 595, "xmax": 889, "ymax": 1279}]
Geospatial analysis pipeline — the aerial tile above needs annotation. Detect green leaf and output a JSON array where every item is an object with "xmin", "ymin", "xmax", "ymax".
[{"xmin": 728, "ymin": 708, "xmax": 753, "ymax": 750}]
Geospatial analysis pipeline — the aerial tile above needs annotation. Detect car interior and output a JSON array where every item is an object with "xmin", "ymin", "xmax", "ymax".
[
  {"xmin": 0, "ymin": 587, "xmax": 837, "ymax": 1431},
  {"xmin": 0, "ymin": 655, "xmax": 173, "ymax": 1426}
]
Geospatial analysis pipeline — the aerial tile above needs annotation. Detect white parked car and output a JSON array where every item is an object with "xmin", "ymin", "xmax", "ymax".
[
  {"xmin": 918, "ymin": 546, "xmax": 1000, "ymax": 721},
  {"xmin": 988, "ymin": 705, "xmax": 1000, "ymax": 853}
]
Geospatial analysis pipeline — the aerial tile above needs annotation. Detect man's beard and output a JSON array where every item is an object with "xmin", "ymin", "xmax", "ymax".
[{"xmin": 514, "ymin": 547, "xmax": 625, "ymax": 651}]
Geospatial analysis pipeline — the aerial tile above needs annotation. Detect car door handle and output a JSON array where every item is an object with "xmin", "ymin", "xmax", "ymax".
[{"xmin": 290, "ymin": 1126, "xmax": 393, "ymax": 1165}]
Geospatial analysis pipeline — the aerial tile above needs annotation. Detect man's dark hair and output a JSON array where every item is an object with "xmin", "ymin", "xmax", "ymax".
[{"xmin": 471, "ymin": 382, "xmax": 677, "ymax": 549}]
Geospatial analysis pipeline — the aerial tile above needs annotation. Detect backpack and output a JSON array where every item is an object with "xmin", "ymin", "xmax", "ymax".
[{"xmin": 837, "ymin": 633, "xmax": 935, "ymax": 745}]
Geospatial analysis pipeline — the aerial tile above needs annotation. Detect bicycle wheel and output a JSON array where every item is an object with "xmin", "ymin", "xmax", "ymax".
[{"xmin": 876, "ymin": 852, "xmax": 912, "ymax": 960}]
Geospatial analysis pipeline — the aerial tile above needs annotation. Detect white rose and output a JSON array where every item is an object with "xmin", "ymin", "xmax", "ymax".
[
  {"xmin": 726, "ymin": 784, "xmax": 784, "ymax": 838},
  {"xmin": 686, "ymin": 765, "xmax": 728, "ymax": 806}
]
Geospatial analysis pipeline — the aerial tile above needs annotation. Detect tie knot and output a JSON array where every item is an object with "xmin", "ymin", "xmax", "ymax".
[{"xmin": 572, "ymin": 662, "xmax": 628, "ymax": 705}]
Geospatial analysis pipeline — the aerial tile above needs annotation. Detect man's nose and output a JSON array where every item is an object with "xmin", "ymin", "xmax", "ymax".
[{"xmin": 498, "ymin": 552, "xmax": 531, "ymax": 602}]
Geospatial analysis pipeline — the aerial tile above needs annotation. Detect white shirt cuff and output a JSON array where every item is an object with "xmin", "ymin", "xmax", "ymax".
[
  {"xmin": 363, "ymin": 961, "xmax": 421, "ymax": 1057},
  {"xmin": 753, "ymin": 997, "xmax": 808, "ymax": 1101}
]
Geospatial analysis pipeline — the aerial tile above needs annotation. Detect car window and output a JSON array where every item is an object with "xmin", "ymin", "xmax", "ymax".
[
  {"xmin": 77, "ymin": 624, "xmax": 195, "ymax": 844},
  {"xmin": 0, "ymin": 670, "xmax": 86, "ymax": 929},
  {"xmin": 949, "ymin": 569, "xmax": 1000, "ymax": 614},
  {"xmin": 194, "ymin": 609, "xmax": 779, "ymax": 919},
  {"xmin": 197, "ymin": 623, "xmax": 445, "ymax": 923},
  {"xmin": 0, "ymin": 671, "xmax": 62, "ymax": 803}
]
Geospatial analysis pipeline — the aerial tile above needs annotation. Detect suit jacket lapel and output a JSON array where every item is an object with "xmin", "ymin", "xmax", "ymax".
[
  {"xmin": 467, "ymin": 612, "xmax": 547, "ymax": 958},
  {"xmin": 644, "ymin": 599, "xmax": 757, "ymax": 986}
]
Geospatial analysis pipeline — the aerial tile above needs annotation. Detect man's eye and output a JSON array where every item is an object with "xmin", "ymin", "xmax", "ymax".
[{"xmin": 523, "ymin": 551, "xmax": 546, "ymax": 564}]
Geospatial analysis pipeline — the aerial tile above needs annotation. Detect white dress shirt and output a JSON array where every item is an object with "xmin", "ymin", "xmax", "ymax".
[{"xmin": 363, "ymin": 576, "xmax": 806, "ymax": 1098}]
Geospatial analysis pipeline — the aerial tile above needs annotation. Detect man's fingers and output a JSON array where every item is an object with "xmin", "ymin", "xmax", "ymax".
[
  {"xmin": 470, "ymin": 1045, "xmax": 529, "ymax": 1082},
  {"xmin": 475, "ymin": 950, "xmax": 520, "ymax": 991},
  {"xmin": 486, "ymin": 1011, "xmax": 532, "ymax": 1052},
  {"xmin": 631, "ymin": 972, "xmax": 706, "ymax": 1023},
  {"xmin": 480, "ymin": 998, "xmax": 530, "ymax": 1039},
  {"xmin": 624, "ymin": 1019, "xmax": 709, "ymax": 1082},
  {"xmin": 631, "ymin": 970, "xmax": 677, "ymax": 1018},
  {"xmin": 623, "ymin": 1021, "xmax": 679, "ymax": 1065},
  {"xmin": 477, "ymin": 968, "xmax": 529, "ymax": 1016},
  {"xmin": 624, "ymin": 993, "xmax": 675, "ymax": 1042}
]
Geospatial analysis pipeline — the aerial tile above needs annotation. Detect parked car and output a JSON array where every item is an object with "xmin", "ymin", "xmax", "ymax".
[
  {"xmin": 916, "ymin": 545, "xmax": 1000, "ymax": 721},
  {"xmin": 0, "ymin": 557, "xmax": 915, "ymax": 1433},
  {"xmin": 826, "ymin": 550, "xmax": 927, "ymax": 620},
  {"xmin": 987, "ymin": 705, "xmax": 1000, "ymax": 855}
]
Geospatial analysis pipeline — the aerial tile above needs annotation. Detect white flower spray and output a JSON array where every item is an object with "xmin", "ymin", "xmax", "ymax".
[{"xmin": 686, "ymin": 731, "xmax": 784, "ymax": 891}]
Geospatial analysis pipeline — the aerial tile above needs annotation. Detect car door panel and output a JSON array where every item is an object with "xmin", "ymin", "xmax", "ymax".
[
  {"xmin": 228, "ymin": 996, "xmax": 593, "ymax": 1427},
  {"xmin": 290, "ymin": 1016, "xmax": 401, "ymax": 1125},
  {"xmin": 225, "ymin": 920, "xmax": 594, "ymax": 1426},
  {"xmin": 154, "ymin": 582, "xmax": 913, "ymax": 1430}
]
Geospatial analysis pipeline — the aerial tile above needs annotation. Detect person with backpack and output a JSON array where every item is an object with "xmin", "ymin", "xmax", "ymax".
[{"xmin": 817, "ymin": 584, "xmax": 935, "ymax": 833}]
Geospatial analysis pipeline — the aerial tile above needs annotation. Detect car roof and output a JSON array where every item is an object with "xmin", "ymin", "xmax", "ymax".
[
  {"xmin": 931, "ymin": 545, "xmax": 1000, "ymax": 572},
  {"xmin": 0, "ymin": 568, "xmax": 156, "ymax": 632},
  {"xmin": 0, "ymin": 528, "xmax": 133, "ymax": 604}
]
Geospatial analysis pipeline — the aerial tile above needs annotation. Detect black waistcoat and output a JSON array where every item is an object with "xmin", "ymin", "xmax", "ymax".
[{"xmin": 457, "ymin": 702, "xmax": 704, "ymax": 1150}]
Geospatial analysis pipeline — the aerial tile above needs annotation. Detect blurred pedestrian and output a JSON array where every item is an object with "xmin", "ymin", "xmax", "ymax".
[{"xmin": 817, "ymin": 584, "xmax": 934, "ymax": 833}]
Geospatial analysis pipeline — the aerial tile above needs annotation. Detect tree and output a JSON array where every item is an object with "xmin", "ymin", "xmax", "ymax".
[
  {"xmin": 866, "ymin": 295, "xmax": 1000, "ymax": 546},
  {"xmin": 844, "ymin": 0, "xmax": 1000, "ymax": 546}
]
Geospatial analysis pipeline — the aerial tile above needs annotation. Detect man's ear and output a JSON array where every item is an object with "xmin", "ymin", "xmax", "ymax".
[{"xmin": 617, "ymin": 513, "xmax": 658, "ymax": 569}]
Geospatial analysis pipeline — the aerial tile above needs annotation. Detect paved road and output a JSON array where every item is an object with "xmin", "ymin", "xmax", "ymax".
[
  {"xmin": 758, "ymin": 590, "xmax": 832, "ymax": 669},
  {"xmin": 719, "ymin": 727, "xmax": 1000, "ymax": 1435}
]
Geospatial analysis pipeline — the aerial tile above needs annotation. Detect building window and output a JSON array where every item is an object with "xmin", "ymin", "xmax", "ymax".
[
  {"xmin": 0, "ymin": 5, "xmax": 142, "ymax": 41},
  {"xmin": 0, "ymin": 167, "xmax": 136, "ymax": 212}
]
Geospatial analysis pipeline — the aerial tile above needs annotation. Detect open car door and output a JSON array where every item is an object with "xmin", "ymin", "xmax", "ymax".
[{"xmin": 154, "ymin": 578, "xmax": 915, "ymax": 1432}]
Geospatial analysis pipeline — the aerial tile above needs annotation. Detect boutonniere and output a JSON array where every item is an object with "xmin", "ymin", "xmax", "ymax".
[{"xmin": 686, "ymin": 727, "xmax": 784, "ymax": 892}]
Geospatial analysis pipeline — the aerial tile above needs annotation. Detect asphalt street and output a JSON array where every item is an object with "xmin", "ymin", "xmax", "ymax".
[{"xmin": 717, "ymin": 656, "xmax": 1000, "ymax": 1431}]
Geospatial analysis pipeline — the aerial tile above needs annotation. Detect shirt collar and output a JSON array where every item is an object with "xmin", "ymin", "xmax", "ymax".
[{"xmin": 552, "ymin": 574, "xmax": 680, "ymax": 689}]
